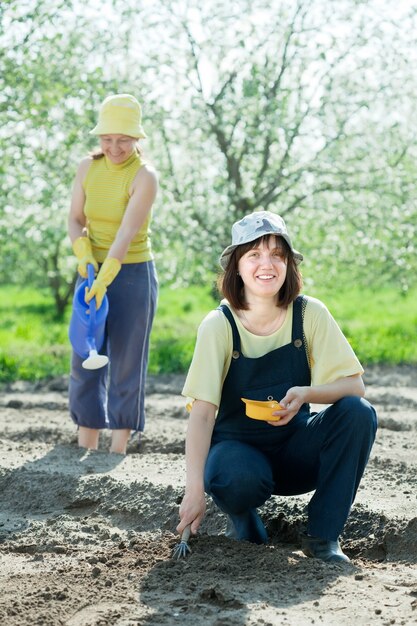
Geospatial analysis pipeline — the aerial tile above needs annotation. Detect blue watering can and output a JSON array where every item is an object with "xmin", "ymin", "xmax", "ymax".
[{"xmin": 69, "ymin": 263, "xmax": 109, "ymax": 370}]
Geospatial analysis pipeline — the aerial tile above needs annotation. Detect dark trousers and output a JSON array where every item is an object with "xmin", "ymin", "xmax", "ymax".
[
  {"xmin": 69, "ymin": 261, "xmax": 158, "ymax": 432},
  {"xmin": 204, "ymin": 396, "xmax": 377, "ymax": 541}
]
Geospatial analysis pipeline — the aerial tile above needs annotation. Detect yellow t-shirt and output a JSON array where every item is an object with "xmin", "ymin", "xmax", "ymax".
[
  {"xmin": 182, "ymin": 296, "xmax": 363, "ymax": 408},
  {"xmin": 83, "ymin": 151, "xmax": 153, "ymax": 264}
]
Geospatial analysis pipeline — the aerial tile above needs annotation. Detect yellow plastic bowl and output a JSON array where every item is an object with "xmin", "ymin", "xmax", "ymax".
[{"xmin": 241, "ymin": 398, "xmax": 282, "ymax": 422}]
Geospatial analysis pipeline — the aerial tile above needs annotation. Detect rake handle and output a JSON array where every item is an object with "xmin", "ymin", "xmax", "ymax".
[{"xmin": 181, "ymin": 524, "xmax": 191, "ymax": 543}]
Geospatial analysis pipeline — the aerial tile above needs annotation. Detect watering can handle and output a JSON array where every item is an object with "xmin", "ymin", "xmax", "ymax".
[{"xmin": 87, "ymin": 263, "xmax": 96, "ymax": 330}]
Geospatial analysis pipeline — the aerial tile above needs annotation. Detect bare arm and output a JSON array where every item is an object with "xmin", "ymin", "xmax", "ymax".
[
  {"xmin": 270, "ymin": 374, "xmax": 365, "ymax": 426},
  {"xmin": 107, "ymin": 164, "xmax": 158, "ymax": 262},
  {"xmin": 68, "ymin": 158, "xmax": 92, "ymax": 242},
  {"xmin": 177, "ymin": 400, "xmax": 217, "ymax": 535}
]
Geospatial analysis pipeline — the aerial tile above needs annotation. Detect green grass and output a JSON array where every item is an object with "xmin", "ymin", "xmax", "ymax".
[
  {"xmin": 309, "ymin": 285, "xmax": 417, "ymax": 364},
  {"xmin": 0, "ymin": 287, "xmax": 72, "ymax": 382},
  {"xmin": 148, "ymin": 285, "xmax": 217, "ymax": 374},
  {"xmin": 0, "ymin": 283, "xmax": 416, "ymax": 382},
  {"xmin": 0, "ymin": 284, "xmax": 217, "ymax": 382}
]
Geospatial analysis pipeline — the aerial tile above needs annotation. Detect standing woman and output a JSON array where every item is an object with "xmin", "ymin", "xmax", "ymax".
[
  {"xmin": 68, "ymin": 94, "xmax": 158, "ymax": 454},
  {"xmin": 177, "ymin": 211, "xmax": 377, "ymax": 562}
]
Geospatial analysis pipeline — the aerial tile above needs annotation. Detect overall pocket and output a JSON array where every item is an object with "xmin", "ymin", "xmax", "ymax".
[{"xmin": 242, "ymin": 381, "xmax": 291, "ymax": 404}]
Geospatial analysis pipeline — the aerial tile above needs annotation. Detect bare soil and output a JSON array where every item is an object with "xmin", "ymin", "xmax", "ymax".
[{"xmin": 0, "ymin": 365, "xmax": 416, "ymax": 625}]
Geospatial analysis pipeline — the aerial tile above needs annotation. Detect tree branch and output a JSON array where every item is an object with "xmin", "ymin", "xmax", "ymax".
[{"xmin": 160, "ymin": 121, "xmax": 183, "ymax": 202}]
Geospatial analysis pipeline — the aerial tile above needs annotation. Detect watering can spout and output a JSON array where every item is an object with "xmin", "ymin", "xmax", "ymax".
[{"xmin": 69, "ymin": 263, "xmax": 109, "ymax": 370}]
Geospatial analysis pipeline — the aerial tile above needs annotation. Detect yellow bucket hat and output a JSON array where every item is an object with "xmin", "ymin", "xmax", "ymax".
[{"xmin": 90, "ymin": 94, "xmax": 147, "ymax": 139}]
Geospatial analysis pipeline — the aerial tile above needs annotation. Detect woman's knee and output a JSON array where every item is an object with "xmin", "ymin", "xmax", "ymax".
[
  {"xmin": 204, "ymin": 441, "xmax": 274, "ymax": 500},
  {"xmin": 336, "ymin": 396, "xmax": 378, "ymax": 435}
]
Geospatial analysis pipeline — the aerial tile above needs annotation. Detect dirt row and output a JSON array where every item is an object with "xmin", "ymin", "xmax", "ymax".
[{"xmin": 0, "ymin": 367, "xmax": 416, "ymax": 625}]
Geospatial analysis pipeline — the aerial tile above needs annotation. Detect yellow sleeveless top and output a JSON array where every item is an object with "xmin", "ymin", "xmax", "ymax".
[{"xmin": 83, "ymin": 151, "xmax": 153, "ymax": 264}]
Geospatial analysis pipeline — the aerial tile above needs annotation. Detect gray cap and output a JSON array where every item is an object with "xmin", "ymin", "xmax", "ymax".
[{"xmin": 219, "ymin": 211, "xmax": 303, "ymax": 270}]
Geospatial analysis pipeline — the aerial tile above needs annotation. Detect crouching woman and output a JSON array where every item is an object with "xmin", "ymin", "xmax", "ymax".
[{"xmin": 177, "ymin": 211, "xmax": 377, "ymax": 563}]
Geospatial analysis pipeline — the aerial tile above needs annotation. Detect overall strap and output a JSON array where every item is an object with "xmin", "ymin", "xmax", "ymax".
[
  {"xmin": 219, "ymin": 299, "xmax": 309, "ymax": 365},
  {"xmin": 292, "ymin": 295, "xmax": 310, "ymax": 368},
  {"xmin": 217, "ymin": 304, "xmax": 241, "ymax": 353}
]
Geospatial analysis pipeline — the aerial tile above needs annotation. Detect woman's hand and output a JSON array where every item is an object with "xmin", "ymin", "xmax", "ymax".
[
  {"xmin": 268, "ymin": 386, "xmax": 307, "ymax": 426},
  {"xmin": 267, "ymin": 375, "xmax": 365, "ymax": 426},
  {"xmin": 176, "ymin": 488, "xmax": 207, "ymax": 535},
  {"xmin": 85, "ymin": 257, "xmax": 121, "ymax": 309}
]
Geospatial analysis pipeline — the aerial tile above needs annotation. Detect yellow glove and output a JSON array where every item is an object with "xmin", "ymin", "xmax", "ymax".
[
  {"xmin": 85, "ymin": 257, "xmax": 121, "ymax": 309},
  {"xmin": 72, "ymin": 237, "xmax": 98, "ymax": 278}
]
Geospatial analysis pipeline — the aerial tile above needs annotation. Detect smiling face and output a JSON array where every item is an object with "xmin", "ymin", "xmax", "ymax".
[
  {"xmin": 219, "ymin": 234, "xmax": 302, "ymax": 310},
  {"xmin": 99, "ymin": 134, "xmax": 137, "ymax": 164},
  {"xmin": 237, "ymin": 235, "xmax": 288, "ymax": 302}
]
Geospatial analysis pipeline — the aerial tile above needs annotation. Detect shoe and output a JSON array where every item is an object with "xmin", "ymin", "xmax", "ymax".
[
  {"xmin": 226, "ymin": 509, "xmax": 268, "ymax": 545},
  {"xmin": 301, "ymin": 533, "xmax": 350, "ymax": 563}
]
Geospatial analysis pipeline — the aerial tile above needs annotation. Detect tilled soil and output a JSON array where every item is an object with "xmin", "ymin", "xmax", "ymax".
[{"xmin": 0, "ymin": 365, "xmax": 416, "ymax": 625}]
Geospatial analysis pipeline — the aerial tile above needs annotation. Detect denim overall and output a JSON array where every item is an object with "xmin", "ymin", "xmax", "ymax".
[{"xmin": 204, "ymin": 297, "xmax": 377, "ymax": 543}]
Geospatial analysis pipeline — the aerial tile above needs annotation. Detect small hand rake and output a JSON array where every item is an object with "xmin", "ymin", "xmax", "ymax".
[{"xmin": 172, "ymin": 524, "xmax": 192, "ymax": 560}]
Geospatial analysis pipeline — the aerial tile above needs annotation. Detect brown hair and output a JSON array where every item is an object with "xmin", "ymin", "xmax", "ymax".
[{"xmin": 217, "ymin": 235, "xmax": 302, "ymax": 309}]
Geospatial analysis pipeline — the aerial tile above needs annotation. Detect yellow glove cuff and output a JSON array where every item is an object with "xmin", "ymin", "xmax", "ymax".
[
  {"xmin": 72, "ymin": 236, "xmax": 98, "ymax": 278},
  {"xmin": 72, "ymin": 236, "xmax": 93, "ymax": 260},
  {"xmin": 97, "ymin": 257, "xmax": 122, "ymax": 287}
]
